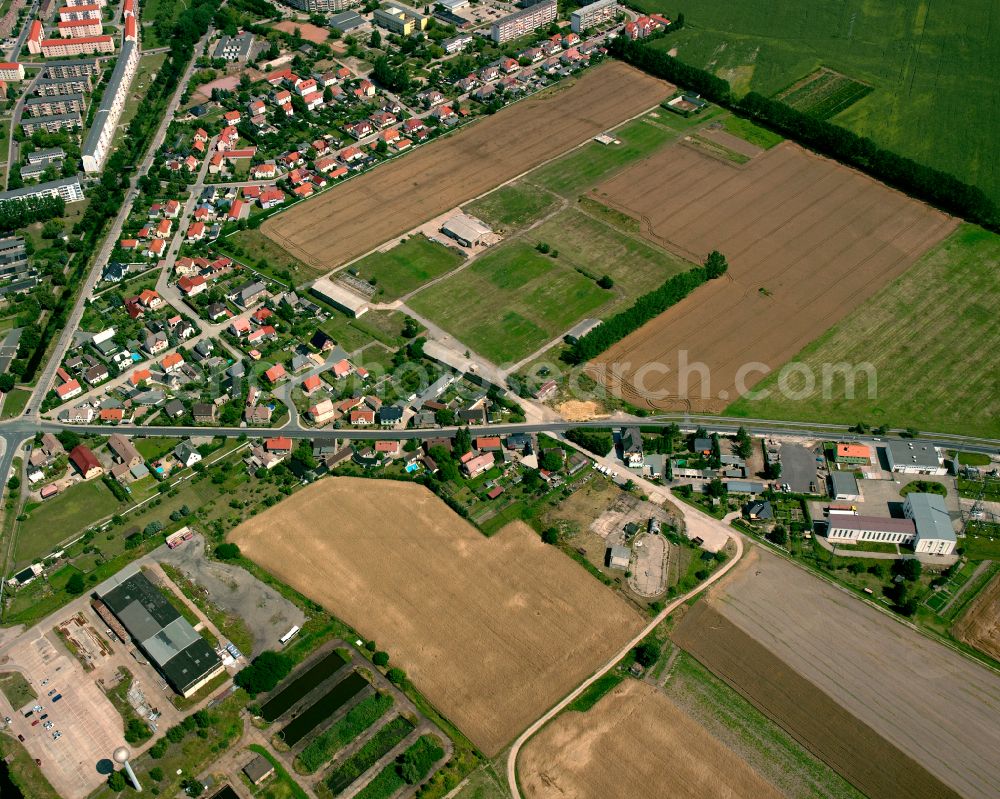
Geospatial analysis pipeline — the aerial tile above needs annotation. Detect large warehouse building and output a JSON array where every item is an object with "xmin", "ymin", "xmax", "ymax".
[
  {"xmin": 96, "ymin": 567, "xmax": 224, "ymax": 697},
  {"xmin": 884, "ymin": 440, "xmax": 947, "ymax": 475}
]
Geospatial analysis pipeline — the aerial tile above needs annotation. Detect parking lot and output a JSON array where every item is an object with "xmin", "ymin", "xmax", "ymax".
[
  {"xmin": 780, "ymin": 443, "xmax": 823, "ymax": 493},
  {"xmin": 0, "ymin": 629, "xmax": 125, "ymax": 799}
]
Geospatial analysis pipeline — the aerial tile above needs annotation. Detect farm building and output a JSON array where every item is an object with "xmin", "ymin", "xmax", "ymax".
[
  {"xmin": 310, "ymin": 276, "xmax": 369, "ymax": 318},
  {"xmin": 606, "ymin": 545, "xmax": 630, "ymax": 570},
  {"xmin": 243, "ymin": 755, "xmax": 274, "ymax": 785},
  {"xmin": 621, "ymin": 427, "xmax": 643, "ymax": 467},
  {"xmin": 95, "ymin": 568, "xmax": 224, "ymax": 697},
  {"xmin": 441, "ymin": 213, "xmax": 491, "ymax": 247},
  {"xmin": 743, "ymin": 500, "xmax": 773, "ymax": 521},
  {"xmin": 884, "ymin": 441, "xmax": 946, "ymax": 475},
  {"xmin": 828, "ymin": 471, "xmax": 862, "ymax": 501}
]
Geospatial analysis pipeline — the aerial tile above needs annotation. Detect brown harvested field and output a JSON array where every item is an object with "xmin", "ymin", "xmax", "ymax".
[
  {"xmin": 260, "ymin": 62, "xmax": 672, "ymax": 271},
  {"xmin": 518, "ymin": 679, "xmax": 782, "ymax": 799},
  {"xmin": 952, "ymin": 570, "xmax": 1000, "ymax": 662},
  {"xmin": 672, "ymin": 548, "xmax": 1000, "ymax": 799},
  {"xmin": 229, "ymin": 477, "xmax": 644, "ymax": 755},
  {"xmin": 586, "ymin": 141, "xmax": 958, "ymax": 411}
]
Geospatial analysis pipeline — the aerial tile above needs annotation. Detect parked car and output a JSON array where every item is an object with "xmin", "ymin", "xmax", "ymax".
[
  {"xmin": 31, "ymin": 720, "xmax": 39, "ymax": 726},
  {"xmin": 52, "ymin": 694, "xmax": 62, "ymax": 702}
]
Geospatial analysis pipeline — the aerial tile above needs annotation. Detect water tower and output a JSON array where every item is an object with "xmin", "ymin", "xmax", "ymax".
[{"xmin": 113, "ymin": 746, "xmax": 142, "ymax": 792}]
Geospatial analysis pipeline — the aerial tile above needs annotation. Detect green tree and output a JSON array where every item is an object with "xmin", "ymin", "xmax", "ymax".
[
  {"xmin": 634, "ymin": 641, "xmax": 659, "ymax": 668},
  {"xmin": 7, "ymin": 475, "xmax": 20, "ymax": 491},
  {"xmin": 65, "ymin": 572, "xmax": 85, "ymax": 595},
  {"xmin": 539, "ymin": 450, "xmax": 563, "ymax": 471},
  {"xmin": 387, "ymin": 667, "xmax": 406, "ymax": 685},
  {"xmin": 597, "ymin": 274, "xmax": 614, "ymax": 289},
  {"xmin": 107, "ymin": 770, "xmax": 126, "ymax": 792},
  {"xmin": 454, "ymin": 426, "xmax": 472, "ymax": 455},
  {"xmin": 541, "ymin": 527, "xmax": 559, "ymax": 545},
  {"xmin": 215, "ymin": 542, "xmax": 240, "ymax": 560},
  {"xmin": 0, "ymin": 373, "xmax": 15, "ymax": 392},
  {"xmin": 235, "ymin": 650, "xmax": 294, "ymax": 696},
  {"xmin": 704, "ymin": 250, "xmax": 728, "ymax": 279},
  {"xmin": 372, "ymin": 650, "xmax": 389, "ymax": 667},
  {"xmin": 149, "ymin": 767, "xmax": 164, "ymax": 782},
  {"xmin": 735, "ymin": 426, "xmax": 753, "ymax": 460}
]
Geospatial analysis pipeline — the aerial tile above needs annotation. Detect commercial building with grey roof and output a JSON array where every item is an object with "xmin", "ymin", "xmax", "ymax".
[
  {"xmin": 96, "ymin": 567, "xmax": 225, "ymax": 697},
  {"xmin": 884, "ymin": 440, "xmax": 946, "ymax": 475}
]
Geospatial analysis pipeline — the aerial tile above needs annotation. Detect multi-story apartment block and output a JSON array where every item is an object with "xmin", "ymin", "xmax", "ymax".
[
  {"xmin": 35, "ymin": 74, "xmax": 92, "ymax": 94},
  {"xmin": 82, "ymin": 37, "xmax": 138, "ymax": 173},
  {"xmin": 58, "ymin": 18, "xmax": 103, "ymax": 37},
  {"xmin": 490, "ymin": 0, "xmax": 556, "ymax": 44},
  {"xmin": 0, "ymin": 62, "xmax": 25, "ymax": 81},
  {"xmin": 40, "ymin": 35, "xmax": 115, "ymax": 56},
  {"xmin": 24, "ymin": 92, "xmax": 85, "ymax": 116},
  {"xmin": 45, "ymin": 59, "xmax": 99, "ymax": 78},
  {"xmin": 0, "ymin": 176, "xmax": 84, "ymax": 204},
  {"xmin": 58, "ymin": 4, "xmax": 102, "ymax": 21},
  {"xmin": 21, "ymin": 112, "xmax": 82, "ymax": 133},
  {"xmin": 570, "ymin": 0, "xmax": 617, "ymax": 33},
  {"xmin": 283, "ymin": 0, "xmax": 358, "ymax": 11}
]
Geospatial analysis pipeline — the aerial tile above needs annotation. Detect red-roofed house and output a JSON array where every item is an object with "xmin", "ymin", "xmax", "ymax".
[
  {"xmin": 330, "ymin": 359, "xmax": 351, "ymax": 378},
  {"xmin": 475, "ymin": 436, "xmax": 502, "ymax": 451},
  {"xmin": 56, "ymin": 379, "xmax": 81, "ymax": 400},
  {"xmin": 230, "ymin": 318, "xmax": 251, "ymax": 336},
  {"xmin": 130, "ymin": 367, "xmax": 151, "ymax": 386},
  {"xmin": 264, "ymin": 363, "xmax": 287, "ymax": 383},
  {"xmin": 138, "ymin": 289, "xmax": 163, "ymax": 309},
  {"xmin": 375, "ymin": 440, "xmax": 400, "ymax": 455},
  {"xmin": 293, "ymin": 184, "xmax": 313, "ymax": 198},
  {"xmin": 302, "ymin": 374, "xmax": 322, "ymax": 395},
  {"xmin": 223, "ymin": 110, "xmax": 241, "ymax": 125},
  {"xmin": 69, "ymin": 445, "xmax": 103, "ymax": 479},
  {"xmin": 100, "ymin": 408, "xmax": 125, "ymax": 424},
  {"xmin": 228, "ymin": 199, "xmax": 250, "ymax": 221},
  {"xmin": 463, "ymin": 452, "xmax": 495, "ymax": 478},
  {"xmin": 265, "ymin": 436, "xmax": 292, "ymax": 453},
  {"xmin": 259, "ymin": 188, "xmax": 285, "ymax": 209},
  {"xmin": 161, "ymin": 352, "xmax": 185, "ymax": 373},
  {"xmin": 177, "ymin": 274, "xmax": 207, "ymax": 296},
  {"xmin": 185, "ymin": 221, "xmax": 206, "ymax": 242},
  {"xmin": 350, "ymin": 409, "xmax": 375, "ymax": 425}
]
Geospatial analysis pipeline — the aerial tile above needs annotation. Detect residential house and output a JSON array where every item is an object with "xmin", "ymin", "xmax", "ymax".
[{"xmin": 69, "ymin": 444, "xmax": 103, "ymax": 479}]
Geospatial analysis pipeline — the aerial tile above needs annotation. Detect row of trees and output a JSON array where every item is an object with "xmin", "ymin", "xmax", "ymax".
[
  {"xmin": 609, "ymin": 37, "xmax": 1000, "ymax": 231},
  {"xmin": 0, "ymin": 194, "xmax": 64, "ymax": 233},
  {"xmin": 566, "ymin": 251, "xmax": 728, "ymax": 363}
]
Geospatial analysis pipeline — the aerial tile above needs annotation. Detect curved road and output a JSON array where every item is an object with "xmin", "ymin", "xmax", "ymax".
[{"xmin": 505, "ymin": 511, "xmax": 744, "ymax": 799}]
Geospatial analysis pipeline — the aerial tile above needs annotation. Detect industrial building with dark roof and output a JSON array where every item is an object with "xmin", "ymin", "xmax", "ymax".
[{"xmin": 96, "ymin": 568, "xmax": 224, "ymax": 697}]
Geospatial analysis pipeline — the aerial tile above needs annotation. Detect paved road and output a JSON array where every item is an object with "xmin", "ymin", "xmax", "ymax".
[{"xmin": 504, "ymin": 515, "xmax": 744, "ymax": 799}]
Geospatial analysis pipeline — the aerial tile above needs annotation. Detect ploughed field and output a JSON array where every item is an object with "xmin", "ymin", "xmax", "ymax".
[
  {"xmin": 230, "ymin": 477, "xmax": 644, "ymax": 755},
  {"xmin": 259, "ymin": 62, "xmax": 672, "ymax": 272},
  {"xmin": 672, "ymin": 549, "xmax": 1000, "ymax": 799},
  {"xmin": 518, "ymin": 679, "xmax": 783, "ymax": 799},
  {"xmin": 585, "ymin": 140, "xmax": 956, "ymax": 411}
]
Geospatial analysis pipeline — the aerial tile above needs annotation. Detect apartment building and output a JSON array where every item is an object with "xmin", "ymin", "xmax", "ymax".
[
  {"xmin": 0, "ymin": 175, "xmax": 85, "ymax": 204},
  {"xmin": 82, "ymin": 37, "xmax": 139, "ymax": 173},
  {"xmin": 24, "ymin": 92, "xmax": 85, "ymax": 116},
  {"xmin": 58, "ymin": 18, "xmax": 103, "ymax": 37},
  {"xmin": 570, "ymin": 0, "xmax": 617, "ymax": 33},
  {"xmin": 283, "ymin": 0, "xmax": 359, "ymax": 11},
  {"xmin": 45, "ymin": 58, "xmax": 99, "ymax": 78},
  {"xmin": 58, "ymin": 4, "xmax": 102, "ymax": 21},
  {"xmin": 40, "ymin": 35, "xmax": 115, "ymax": 56},
  {"xmin": 490, "ymin": 0, "xmax": 556, "ymax": 44},
  {"xmin": 35, "ymin": 74, "xmax": 92, "ymax": 94},
  {"xmin": 0, "ymin": 62, "xmax": 24, "ymax": 81},
  {"xmin": 21, "ymin": 112, "xmax": 82, "ymax": 133}
]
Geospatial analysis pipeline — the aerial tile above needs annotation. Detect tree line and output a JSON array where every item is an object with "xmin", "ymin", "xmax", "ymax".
[
  {"xmin": 609, "ymin": 36, "xmax": 1000, "ymax": 232},
  {"xmin": 0, "ymin": 195, "xmax": 64, "ymax": 233},
  {"xmin": 565, "ymin": 251, "xmax": 728, "ymax": 363}
]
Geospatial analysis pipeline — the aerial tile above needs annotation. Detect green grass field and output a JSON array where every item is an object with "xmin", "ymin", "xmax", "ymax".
[
  {"xmin": 464, "ymin": 183, "xmax": 559, "ymax": 231},
  {"xmin": 16, "ymin": 480, "xmax": 123, "ymax": 566},
  {"xmin": 1, "ymin": 389, "xmax": 31, "ymax": 420},
  {"xmin": 0, "ymin": 671, "xmax": 37, "ymax": 709},
  {"xmin": 226, "ymin": 227, "xmax": 326, "ymax": 286},
  {"xmin": 665, "ymin": 650, "xmax": 865, "ymax": 799},
  {"xmin": 721, "ymin": 115, "xmax": 784, "ymax": 149},
  {"xmin": 527, "ymin": 113, "xmax": 692, "ymax": 197},
  {"xmin": 410, "ymin": 242, "xmax": 608, "ymax": 364},
  {"xmin": 726, "ymin": 225, "xmax": 1000, "ymax": 438},
  {"xmin": 634, "ymin": 0, "xmax": 1000, "ymax": 205},
  {"xmin": 346, "ymin": 235, "xmax": 464, "ymax": 301},
  {"xmin": 409, "ymin": 206, "xmax": 690, "ymax": 365}
]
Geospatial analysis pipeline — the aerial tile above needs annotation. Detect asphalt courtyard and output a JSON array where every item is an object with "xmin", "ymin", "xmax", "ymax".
[{"xmin": 0, "ymin": 629, "xmax": 124, "ymax": 799}]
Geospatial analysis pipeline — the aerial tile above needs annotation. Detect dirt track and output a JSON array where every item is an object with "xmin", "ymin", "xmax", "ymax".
[
  {"xmin": 952, "ymin": 570, "xmax": 1000, "ymax": 661},
  {"xmin": 260, "ymin": 62, "xmax": 672, "ymax": 271},
  {"xmin": 587, "ymin": 141, "xmax": 957, "ymax": 411},
  {"xmin": 673, "ymin": 548, "xmax": 1000, "ymax": 799},
  {"xmin": 229, "ymin": 478, "xmax": 644, "ymax": 756},
  {"xmin": 518, "ymin": 679, "xmax": 782, "ymax": 799}
]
